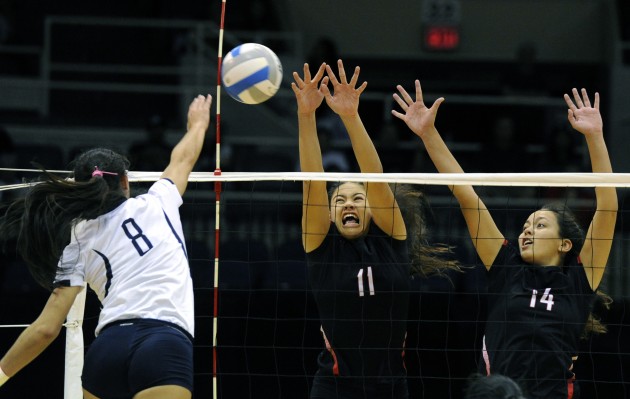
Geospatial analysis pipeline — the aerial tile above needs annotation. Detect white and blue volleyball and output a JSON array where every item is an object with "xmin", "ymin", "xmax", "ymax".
[{"xmin": 221, "ymin": 43, "xmax": 283, "ymax": 104}]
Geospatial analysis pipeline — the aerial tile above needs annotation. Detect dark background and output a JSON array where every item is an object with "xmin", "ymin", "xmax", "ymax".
[{"xmin": 1, "ymin": 0, "xmax": 629, "ymax": 398}]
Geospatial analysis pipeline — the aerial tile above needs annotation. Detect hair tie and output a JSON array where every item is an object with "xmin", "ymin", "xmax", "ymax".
[{"xmin": 92, "ymin": 166, "xmax": 119, "ymax": 178}]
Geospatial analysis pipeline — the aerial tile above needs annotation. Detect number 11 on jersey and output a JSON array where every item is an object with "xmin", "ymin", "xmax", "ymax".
[{"xmin": 357, "ymin": 267, "xmax": 375, "ymax": 297}]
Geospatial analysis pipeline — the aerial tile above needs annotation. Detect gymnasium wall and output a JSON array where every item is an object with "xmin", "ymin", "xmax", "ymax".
[{"xmin": 287, "ymin": 0, "xmax": 609, "ymax": 63}]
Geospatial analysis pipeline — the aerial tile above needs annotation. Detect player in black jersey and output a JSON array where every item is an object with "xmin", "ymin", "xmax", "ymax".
[
  {"xmin": 294, "ymin": 59, "xmax": 408, "ymax": 399},
  {"xmin": 292, "ymin": 61, "xmax": 457, "ymax": 399},
  {"xmin": 392, "ymin": 81, "xmax": 617, "ymax": 399}
]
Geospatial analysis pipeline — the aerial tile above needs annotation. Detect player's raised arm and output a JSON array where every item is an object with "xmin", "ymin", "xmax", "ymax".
[
  {"xmin": 161, "ymin": 94, "xmax": 212, "ymax": 196},
  {"xmin": 392, "ymin": 79, "xmax": 504, "ymax": 268},
  {"xmin": 292, "ymin": 63, "xmax": 331, "ymax": 252},
  {"xmin": 564, "ymin": 88, "xmax": 618, "ymax": 290},
  {"xmin": 323, "ymin": 59, "xmax": 405, "ymax": 240}
]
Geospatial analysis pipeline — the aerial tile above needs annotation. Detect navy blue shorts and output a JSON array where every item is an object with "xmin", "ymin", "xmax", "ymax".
[{"xmin": 82, "ymin": 319, "xmax": 194, "ymax": 399}]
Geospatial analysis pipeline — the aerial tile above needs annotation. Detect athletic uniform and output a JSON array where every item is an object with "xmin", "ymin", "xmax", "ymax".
[
  {"xmin": 481, "ymin": 240, "xmax": 594, "ymax": 399},
  {"xmin": 307, "ymin": 224, "xmax": 410, "ymax": 399},
  {"xmin": 53, "ymin": 179, "xmax": 195, "ymax": 397}
]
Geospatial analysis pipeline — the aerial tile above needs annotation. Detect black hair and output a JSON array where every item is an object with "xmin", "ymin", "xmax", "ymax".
[
  {"xmin": 539, "ymin": 202, "xmax": 584, "ymax": 264},
  {"xmin": 0, "ymin": 148, "xmax": 130, "ymax": 290},
  {"xmin": 327, "ymin": 182, "xmax": 460, "ymax": 277},
  {"xmin": 464, "ymin": 373, "xmax": 525, "ymax": 399},
  {"xmin": 538, "ymin": 202, "xmax": 612, "ymax": 336},
  {"xmin": 393, "ymin": 184, "xmax": 460, "ymax": 277}
]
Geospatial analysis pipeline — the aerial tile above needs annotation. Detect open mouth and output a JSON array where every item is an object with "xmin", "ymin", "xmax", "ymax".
[
  {"xmin": 521, "ymin": 238, "xmax": 532, "ymax": 249},
  {"xmin": 342, "ymin": 214, "xmax": 360, "ymax": 226}
]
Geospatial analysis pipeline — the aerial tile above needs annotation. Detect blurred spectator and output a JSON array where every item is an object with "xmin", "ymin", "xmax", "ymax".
[
  {"xmin": 481, "ymin": 116, "xmax": 524, "ymax": 173},
  {"xmin": 294, "ymin": 121, "xmax": 351, "ymax": 173},
  {"xmin": 306, "ymin": 36, "xmax": 339, "ymax": 68},
  {"xmin": 464, "ymin": 373, "xmax": 526, "ymax": 399},
  {"xmin": 543, "ymin": 120, "xmax": 583, "ymax": 173},
  {"xmin": 377, "ymin": 120, "xmax": 409, "ymax": 172},
  {"xmin": 128, "ymin": 114, "xmax": 172, "ymax": 171},
  {"xmin": 502, "ymin": 42, "xmax": 545, "ymax": 96},
  {"xmin": 318, "ymin": 123, "xmax": 351, "ymax": 173},
  {"xmin": 0, "ymin": 126, "xmax": 18, "ymax": 201},
  {"xmin": 542, "ymin": 118, "xmax": 588, "ymax": 200},
  {"xmin": 306, "ymin": 37, "xmax": 351, "ymax": 145},
  {"xmin": 0, "ymin": 0, "xmax": 14, "ymax": 44},
  {"xmin": 0, "ymin": 126, "xmax": 15, "ymax": 166}
]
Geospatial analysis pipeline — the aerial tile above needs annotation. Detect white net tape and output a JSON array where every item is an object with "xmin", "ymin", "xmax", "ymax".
[{"xmin": 3, "ymin": 168, "xmax": 630, "ymax": 187}]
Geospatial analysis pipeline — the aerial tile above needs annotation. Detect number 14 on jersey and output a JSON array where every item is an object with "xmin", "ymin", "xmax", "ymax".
[{"xmin": 529, "ymin": 287, "xmax": 555, "ymax": 311}]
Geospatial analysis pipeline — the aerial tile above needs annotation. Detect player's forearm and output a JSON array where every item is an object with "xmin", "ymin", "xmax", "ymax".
[
  {"xmin": 169, "ymin": 123, "xmax": 207, "ymax": 170},
  {"xmin": 298, "ymin": 113, "xmax": 324, "ymax": 172},
  {"xmin": 585, "ymin": 135, "xmax": 618, "ymax": 211},
  {"xmin": 418, "ymin": 127, "xmax": 480, "ymax": 206},
  {"xmin": 340, "ymin": 114, "xmax": 383, "ymax": 173},
  {"xmin": 420, "ymin": 127, "xmax": 464, "ymax": 175},
  {"xmin": 1, "ymin": 322, "xmax": 61, "ymax": 377}
]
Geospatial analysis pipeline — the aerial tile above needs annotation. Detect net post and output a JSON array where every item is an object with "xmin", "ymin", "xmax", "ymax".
[{"xmin": 63, "ymin": 283, "xmax": 86, "ymax": 399}]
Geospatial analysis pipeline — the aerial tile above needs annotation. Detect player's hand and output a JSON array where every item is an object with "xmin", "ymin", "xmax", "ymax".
[
  {"xmin": 322, "ymin": 59, "xmax": 367, "ymax": 118},
  {"xmin": 291, "ymin": 63, "xmax": 327, "ymax": 115},
  {"xmin": 564, "ymin": 88, "xmax": 602, "ymax": 137},
  {"xmin": 187, "ymin": 94, "xmax": 212, "ymax": 131},
  {"xmin": 392, "ymin": 79, "xmax": 444, "ymax": 139}
]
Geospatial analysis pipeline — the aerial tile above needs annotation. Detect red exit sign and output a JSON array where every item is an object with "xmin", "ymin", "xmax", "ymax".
[{"xmin": 423, "ymin": 25, "xmax": 460, "ymax": 51}]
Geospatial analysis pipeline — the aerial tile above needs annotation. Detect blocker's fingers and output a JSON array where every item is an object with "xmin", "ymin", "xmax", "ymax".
[
  {"xmin": 336, "ymin": 59, "xmax": 348, "ymax": 84},
  {"xmin": 593, "ymin": 92, "xmax": 600, "ymax": 110},
  {"xmin": 302, "ymin": 63, "xmax": 312, "ymax": 82},
  {"xmin": 581, "ymin": 88, "xmax": 591, "ymax": 108},
  {"xmin": 572, "ymin": 88, "xmax": 584, "ymax": 108},
  {"xmin": 415, "ymin": 80, "xmax": 424, "ymax": 104},
  {"xmin": 319, "ymin": 76, "xmax": 330, "ymax": 90},
  {"xmin": 312, "ymin": 62, "xmax": 326, "ymax": 82},
  {"xmin": 355, "ymin": 80, "xmax": 367, "ymax": 95},
  {"xmin": 397, "ymin": 84, "xmax": 414, "ymax": 106},
  {"xmin": 325, "ymin": 64, "xmax": 340, "ymax": 86},
  {"xmin": 563, "ymin": 93, "xmax": 576, "ymax": 111},
  {"xmin": 348, "ymin": 66, "xmax": 361, "ymax": 88},
  {"xmin": 293, "ymin": 71, "xmax": 306, "ymax": 86},
  {"xmin": 392, "ymin": 92, "xmax": 409, "ymax": 111}
]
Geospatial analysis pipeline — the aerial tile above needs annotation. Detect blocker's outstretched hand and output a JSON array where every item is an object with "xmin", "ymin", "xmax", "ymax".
[
  {"xmin": 291, "ymin": 62, "xmax": 328, "ymax": 115},
  {"xmin": 564, "ymin": 88, "xmax": 603, "ymax": 137},
  {"xmin": 392, "ymin": 79, "xmax": 444, "ymax": 139},
  {"xmin": 322, "ymin": 59, "xmax": 367, "ymax": 118}
]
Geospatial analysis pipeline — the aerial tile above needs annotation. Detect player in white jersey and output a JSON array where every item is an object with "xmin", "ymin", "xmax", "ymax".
[{"xmin": 0, "ymin": 94, "xmax": 212, "ymax": 399}]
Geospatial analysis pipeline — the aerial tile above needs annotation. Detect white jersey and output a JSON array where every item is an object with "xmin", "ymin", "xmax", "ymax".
[{"xmin": 54, "ymin": 179, "xmax": 194, "ymax": 337}]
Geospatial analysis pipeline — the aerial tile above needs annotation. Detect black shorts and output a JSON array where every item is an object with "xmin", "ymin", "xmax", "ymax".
[{"xmin": 82, "ymin": 318, "xmax": 194, "ymax": 399}]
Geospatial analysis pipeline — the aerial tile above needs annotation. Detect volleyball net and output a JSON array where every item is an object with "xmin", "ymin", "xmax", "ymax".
[{"xmin": 0, "ymin": 171, "xmax": 629, "ymax": 398}]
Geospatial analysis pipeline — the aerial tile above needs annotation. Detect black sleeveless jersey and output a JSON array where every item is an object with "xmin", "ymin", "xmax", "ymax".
[
  {"xmin": 482, "ymin": 241, "xmax": 595, "ymax": 399},
  {"xmin": 307, "ymin": 223, "xmax": 410, "ymax": 396}
]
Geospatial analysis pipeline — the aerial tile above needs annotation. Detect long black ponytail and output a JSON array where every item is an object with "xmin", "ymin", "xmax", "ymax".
[{"xmin": 0, "ymin": 148, "xmax": 129, "ymax": 290}]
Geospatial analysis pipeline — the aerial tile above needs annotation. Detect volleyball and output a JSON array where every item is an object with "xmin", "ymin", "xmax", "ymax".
[{"xmin": 221, "ymin": 43, "xmax": 283, "ymax": 104}]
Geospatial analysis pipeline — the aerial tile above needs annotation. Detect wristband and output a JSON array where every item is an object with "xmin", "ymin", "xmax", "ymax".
[{"xmin": 0, "ymin": 365, "xmax": 9, "ymax": 387}]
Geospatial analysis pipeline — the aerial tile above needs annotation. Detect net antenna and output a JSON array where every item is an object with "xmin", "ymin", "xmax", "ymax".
[{"xmin": 213, "ymin": 0, "xmax": 228, "ymax": 398}]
